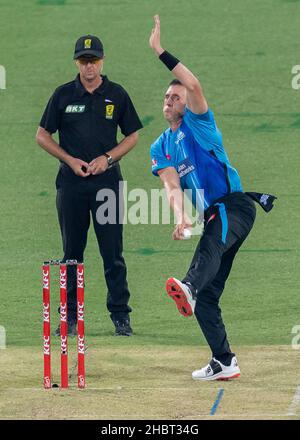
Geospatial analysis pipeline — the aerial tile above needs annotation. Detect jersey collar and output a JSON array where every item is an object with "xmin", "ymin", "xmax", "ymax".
[{"xmin": 75, "ymin": 74, "xmax": 109, "ymax": 97}]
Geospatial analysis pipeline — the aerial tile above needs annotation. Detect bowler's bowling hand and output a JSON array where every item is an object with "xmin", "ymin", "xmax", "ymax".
[
  {"xmin": 173, "ymin": 217, "xmax": 193, "ymax": 240},
  {"xmin": 89, "ymin": 155, "xmax": 109, "ymax": 175},
  {"xmin": 149, "ymin": 15, "xmax": 164, "ymax": 56}
]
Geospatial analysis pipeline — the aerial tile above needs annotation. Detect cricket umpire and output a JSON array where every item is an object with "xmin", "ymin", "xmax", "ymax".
[
  {"xmin": 36, "ymin": 35, "xmax": 143, "ymax": 336},
  {"xmin": 149, "ymin": 16, "xmax": 276, "ymax": 379}
]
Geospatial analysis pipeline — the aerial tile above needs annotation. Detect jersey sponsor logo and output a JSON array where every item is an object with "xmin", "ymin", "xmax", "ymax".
[
  {"xmin": 106, "ymin": 104, "xmax": 114, "ymax": 119},
  {"xmin": 207, "ymin": 213, "xmax": 216, "ymax": 224},
  {"xmin": 177, "ymin": 158, "xmax": 195, "ymax": 178},
  {"xmin": 175, "ymin": 130, "xmax": 186, "ymax": 144},
  {"xmin": 105, "ymin": 98, "xmax": 113, "ymax": 103},
  {"xmin": 260, "ymin": 194, "xmax": 269, "ymax": 206},
  {"xmin": 151, "ymin": 158, "xmax": 157, "ymax": 167},
  {"xmin": 65, "ymin": 105, "xmax": 86, "ymax": 113},
  {"xmin": 84, "ymin": 39, "xmax": 92, "ymax": 49}
]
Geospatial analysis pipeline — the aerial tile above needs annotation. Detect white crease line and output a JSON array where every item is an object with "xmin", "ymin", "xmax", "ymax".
[
  {"xmin": 1, "ymin": 387, "xmax": 209, "ymax": 392},
  {"xmin": 287, "ymin": 385, "xmax": 300, "ymax": 416},
  {"xmin": 0, "ymin": 384, "xmax": 300, "ymax": 394},
  {"xmin": 1, "ymin": 385, "xmax": 298, "ymax": 392}
]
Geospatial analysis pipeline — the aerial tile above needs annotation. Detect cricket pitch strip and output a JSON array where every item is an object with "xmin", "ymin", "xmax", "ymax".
[{"xmin": 0, "ymin": 344, "xmax": 299, "ymax": 420}]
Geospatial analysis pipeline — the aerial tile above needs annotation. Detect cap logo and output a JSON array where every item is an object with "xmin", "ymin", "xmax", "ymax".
[
  {"xmin": 84, "ymin": 39, "xmax": 92, "ymax": 49},
  {"xmin": 106, "ymin": 104, "xmax": 114, "ymax": 119}
]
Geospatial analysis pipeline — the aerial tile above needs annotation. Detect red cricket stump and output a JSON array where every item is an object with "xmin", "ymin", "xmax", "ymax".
[
  {"xmin": 77, "ymin": 263, "xmax": 85, "ymax": 389},
  {"xmin": 43, "ymin": 264, "xmax": 51, "ymax": 389},
  {"xmin": 60, "ymin": 264, "xmax": 68, "ymax": 388}
]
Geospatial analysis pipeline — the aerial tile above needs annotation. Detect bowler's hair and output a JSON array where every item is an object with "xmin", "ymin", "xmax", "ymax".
[{"xmin": 169, "ymin": 79, "xmax": 183, "ymax": 86}]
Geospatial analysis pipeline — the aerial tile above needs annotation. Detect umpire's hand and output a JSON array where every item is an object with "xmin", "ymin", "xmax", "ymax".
[
  {"xmin": 89, "ymin": 155, "xmax": 109, "ymax": 175},
  {"xmin": 68, "ymin": 157, "xmax": 91, "ymax": 177}
]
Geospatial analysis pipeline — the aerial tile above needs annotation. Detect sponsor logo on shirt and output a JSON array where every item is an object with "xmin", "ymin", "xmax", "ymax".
[
  {"xmin": 260, "ymin": 194, "xmax": 269, "ymax": 206},
  {"xmin": 177, "ymin": 158, "xmax": 195, "ymax": 178},
  {"xmin": 151, "ymin": 158, "xmax": 157, "ymax": 167},
  {"xmin": 175, "ymin": 130, "xmax": 185, "ymax": 145},
  {"xmin": 207, "ymin": 213, "xmax": 216, "ymax": 224},
  {"xmin": 105, "ymin": 98, "xmax": 113, "ymax": 103},
  {"xmin": 106, "ymin": 104, "xmax": 115, "ymax": 119},
  {"xmin": 65, "ymin": 105, "xmax": 85, "ymax": 113}
]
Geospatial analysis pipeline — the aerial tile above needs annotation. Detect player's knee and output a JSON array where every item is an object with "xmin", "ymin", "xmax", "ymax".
[{"xmin": 195, "ymin": 294, "xmax": 219, "ymax": 318}]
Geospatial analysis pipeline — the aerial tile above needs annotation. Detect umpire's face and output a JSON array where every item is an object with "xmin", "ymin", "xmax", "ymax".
[
  {"xmin": 75, "ymin": 56, "xmax": 104, "ymax": 82},
  {"xmin": 163, "ymin": 84, "xmax": 186, "ymax": 124}
]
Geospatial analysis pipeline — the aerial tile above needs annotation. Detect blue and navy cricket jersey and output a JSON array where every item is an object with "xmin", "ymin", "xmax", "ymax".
[{"xmin": 150, "ymin": 107, "xmax": 243, "ymax": 211}]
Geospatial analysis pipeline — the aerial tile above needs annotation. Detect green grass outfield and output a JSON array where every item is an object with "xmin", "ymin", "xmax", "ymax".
[{"xmin": 0, "ymin": 0, "xmax": 300, "ymax": 419}]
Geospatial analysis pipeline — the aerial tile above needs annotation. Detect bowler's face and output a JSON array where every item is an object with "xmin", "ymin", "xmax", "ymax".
[
  {"xmin": 163, "ymin": 84, "xmax": 187, "ymax": 123},
  {"xmin": 76, "ymin": 57, "xmax": 104, "ymax": 82}
]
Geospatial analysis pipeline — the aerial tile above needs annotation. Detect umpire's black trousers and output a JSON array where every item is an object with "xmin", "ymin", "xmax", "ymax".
[
  {"xmin": 56, "ymin": 177, "xmax": 131, "ymax": 324},
  {"xmin": 183, "ymin": 192, "xmax": 256, "ymax": 364}
]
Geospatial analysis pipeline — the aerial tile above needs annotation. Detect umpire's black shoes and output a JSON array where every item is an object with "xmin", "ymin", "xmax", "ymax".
[
  {"xmin": 114, "ymin": 319, "xmax": 133, "ymax": 336},
  {"xmin": 53, "ymin": 321, "xmax": 77, "ymax": 337}
]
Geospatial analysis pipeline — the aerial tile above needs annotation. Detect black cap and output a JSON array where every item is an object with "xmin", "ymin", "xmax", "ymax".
[{"xmin": 74, "ymin": 35, "xmax": 104, "ymax": 59}]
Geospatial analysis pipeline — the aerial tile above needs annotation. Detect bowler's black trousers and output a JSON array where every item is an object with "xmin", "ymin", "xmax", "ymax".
[
  {"xmin": 183, "ymin": 192, "xmax": 256, "ymax": 365},
  {"xmin": 56, "ymin": 177, "xmax": 131, "ymax": 324}
]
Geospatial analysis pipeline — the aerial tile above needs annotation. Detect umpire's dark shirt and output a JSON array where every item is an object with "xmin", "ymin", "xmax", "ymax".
[{"xmin": 40, "ymin": 74, "xmax": 143, "ymax": 185}]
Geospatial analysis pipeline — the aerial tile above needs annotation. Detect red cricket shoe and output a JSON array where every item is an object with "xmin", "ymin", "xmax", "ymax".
[{"xmin": 166, "ymin": 277, "xmax": 196, "ymax": 317}]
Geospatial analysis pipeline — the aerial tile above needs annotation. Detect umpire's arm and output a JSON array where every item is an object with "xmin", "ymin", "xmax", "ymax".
[
  {"xmin": 36, "ymin": 127, "xmax": 91, "ymax": 177},
  {"xmin": 89, "ymin": 131, "xmax": 139, "ymax": 175}
]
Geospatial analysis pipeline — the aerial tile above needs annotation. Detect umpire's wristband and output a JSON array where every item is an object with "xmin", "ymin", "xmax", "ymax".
[{"xmin": 159, "ymin": 50, "xmax": 180, "ymax": 71}]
